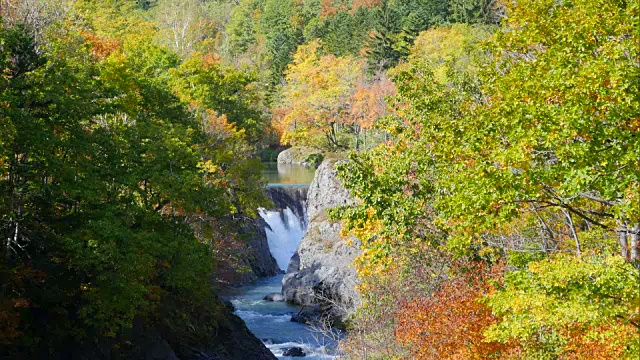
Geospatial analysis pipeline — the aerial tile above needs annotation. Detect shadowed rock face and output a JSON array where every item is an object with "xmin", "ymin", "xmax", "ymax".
[
  {"xmin": 50, "ymin": 300, "xmax": 277, "ymax": 360},
  {"xmin": 214, "ymin": 216, "xmax": 282, "ymax": 286},
  {"xmin": 265, "ymin": 186, "xmax": 308, "ymax": 222},
  {"xmin": 246, "ymin": 218, "xmax": 283, "ymax": 278},
  {"xmin": 169, "ymin": 303, "xmax": 278, "ymax": 360},
  {"xmin": 282, "ymin": 159, "xmax": 361, "ymax": 325}
]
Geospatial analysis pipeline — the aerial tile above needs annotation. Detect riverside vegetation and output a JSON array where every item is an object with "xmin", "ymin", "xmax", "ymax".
[{"xmin": 1, "ymin": 0, "xmax": 639, "ymax": 359}]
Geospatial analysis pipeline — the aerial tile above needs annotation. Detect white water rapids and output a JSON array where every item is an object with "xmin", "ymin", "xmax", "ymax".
[{"xmin": 229, "ymin": 275, "xmax": 338, "ymax": 359}]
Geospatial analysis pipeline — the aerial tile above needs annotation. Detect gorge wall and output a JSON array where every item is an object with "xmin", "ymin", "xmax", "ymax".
[{"xmin": 281, "ymin": 159, "xmax": 361, "ymax": 324}]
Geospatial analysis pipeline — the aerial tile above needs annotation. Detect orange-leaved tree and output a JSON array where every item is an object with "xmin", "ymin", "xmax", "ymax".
[
  {"xmin": 349, "ymin": 74, "xmax": 395, "ymax": 150},
  {"xmin": 395, "ymin": 262, "xmax": 516, "ymax": 359}
]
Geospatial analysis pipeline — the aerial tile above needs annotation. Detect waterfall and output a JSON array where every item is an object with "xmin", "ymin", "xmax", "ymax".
[
  {"xmin": 259, "ymin": 185, "xmax": 309, "ymax": 271},
  {"xmin": 259, "ymin": 207, "xmax": 306, "ymax": 270}
]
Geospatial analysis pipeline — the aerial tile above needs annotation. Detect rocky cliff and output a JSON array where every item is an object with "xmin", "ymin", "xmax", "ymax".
[
  {"xmin": 265, "ymin": 186, "xmax": 308, "ymax": 223},
  {"xmin": 281, "ymin": 159, "xmax": 361, "ymax": 325},
  {"xmin": 245, "ymin": 219, "xmax": 283, "ymax": 279},
  {"xmin": 166, "ymin": 299, "xmax": 277, "ymax": 360}
]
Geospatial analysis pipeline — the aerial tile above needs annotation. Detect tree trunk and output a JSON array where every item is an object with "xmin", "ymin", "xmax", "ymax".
[
  {"xmin": 326, "ymin": 123, "xmax": 339, "ymax": 148},
  {"xmin": 618, "ymin": 223, "xmax": 629, "ymax": 260},
  {"xmin": 363, "ymin": 129, "xmax": 367, "ymax": 150},
  {"xmin": 535, "ymin": 210, "xmax": 554, "ymax": 253},
  {"xmin": 630, "ymin": 224, "xmax": 639, "ymax": 263},
  {"xmin": 563, "ymin": 209, "xmax": 581, "ymax": 256},
  {"xmin": 330, "ymin": 122, "xmax": 339, "ymax": 148}
]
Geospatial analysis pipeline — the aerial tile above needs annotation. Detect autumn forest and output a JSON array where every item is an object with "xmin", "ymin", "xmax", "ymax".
[{"xmin": 1, "ymin": 0, "xmax": 639, "ymax": 359}]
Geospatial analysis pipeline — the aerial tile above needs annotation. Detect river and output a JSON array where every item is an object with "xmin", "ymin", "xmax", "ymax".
[
  {"xmin": 227, "ymin": 275, "xmax": 339, "ymax": 359},
  {"xmin": 226, "ymin": 162, "xmax": 340, "ymax": 359}
]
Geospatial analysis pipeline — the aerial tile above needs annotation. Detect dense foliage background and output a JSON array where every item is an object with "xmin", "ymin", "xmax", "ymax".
[{"xmin": 1, "ymin": 0, "xmax": 638, "ymax": 358}]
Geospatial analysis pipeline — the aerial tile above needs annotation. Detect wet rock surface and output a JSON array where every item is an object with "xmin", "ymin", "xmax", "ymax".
[{"xmin": 282, "ymin": 347, "xmax": 306, "ymax": 357}]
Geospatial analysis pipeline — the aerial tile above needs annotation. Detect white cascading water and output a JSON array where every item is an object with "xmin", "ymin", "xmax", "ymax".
[{"xmin": 259, "ymin": 206, "xmax": 307, "ymax": 270}]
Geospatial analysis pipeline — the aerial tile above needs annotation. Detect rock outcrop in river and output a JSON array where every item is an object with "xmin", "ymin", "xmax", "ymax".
[
  {"xmin": 282, "ymin": 159, "xmax": 361, "ymax": 325},
  {"xmin": 277, "ymin": 146, "xmax": 323, "ymax": 167}
]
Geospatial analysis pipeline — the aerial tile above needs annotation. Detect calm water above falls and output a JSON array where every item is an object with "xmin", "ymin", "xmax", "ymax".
[
  {"xmin": 260, "ymin": 162, "xmax": 312, "ymax": 272},
  {"xmin": 228, "ymin": 163, "xmax": 340, "ymax": 358},
  {"xmin": 261, "ymin": 162, "xmax": 317, "ymax": 186}
]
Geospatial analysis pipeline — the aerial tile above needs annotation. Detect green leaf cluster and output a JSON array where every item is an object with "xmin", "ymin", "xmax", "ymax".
[{"xmin": 484, "ymin": 254, "xmax": 639, "ymax": 358}]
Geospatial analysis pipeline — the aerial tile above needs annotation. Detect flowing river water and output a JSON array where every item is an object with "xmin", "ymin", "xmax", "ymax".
[{"xmin": 225, "ymin": 162, "xmax": 340, "ymax": 359}]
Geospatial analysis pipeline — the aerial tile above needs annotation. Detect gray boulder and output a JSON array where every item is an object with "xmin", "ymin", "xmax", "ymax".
[
  {"xmin": 290, "ymin": 305, "xmax": 321, "ymax": 324},
  {"xmin": 282, "ymin": 347, "xmax": 306, "ymax": 357},
  {"xmin": 305, "ymin": 158, "xmax": 355, "ymax": 221},
  {"xmin": 277, "ymin": 147, "xmax": 322, "ymax": 167}
]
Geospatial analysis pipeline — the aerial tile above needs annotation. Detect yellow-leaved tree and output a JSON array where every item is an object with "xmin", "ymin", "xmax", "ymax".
[{"xmin": 276, "ymin": 39, "xmax": 365, "ymax": 148}]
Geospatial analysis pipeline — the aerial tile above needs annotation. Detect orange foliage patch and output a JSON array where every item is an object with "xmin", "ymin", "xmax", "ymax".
[
  {"xmin": 351, "ymin": 0, "xmax": 382, "ymax": 12},
  {"xmin": 203, "ymin": 110, "xmax": 239, "ymax": 139},
  {"xmin": 202, "ymin": 53, "xmax": 222, "ymax": 68},
  {"xmin": 395, "ymin": 262, "xmax": 516, "ymax": 359},
  {"xmin": 320, "ymin": 0, "xmax": 335, "ymax": 17},
  {"xmin": 623, "ymin": 116, "xmax": 640, "ymax": 132},
  {"xmin": 349, "ymin": 76, "xmax": 396, "ymax": 130},
  {"xmin": 563, "ymin": 323, "xmax": 638, "ymax": 360},
  {"xmin": 82, "ymin": 32, "xmax": 121, "ymax": 60}
]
